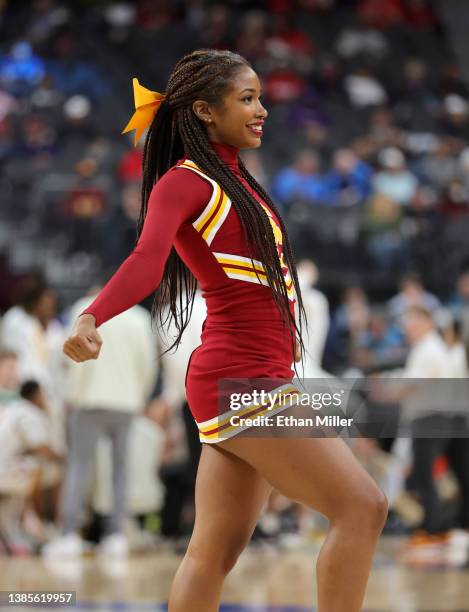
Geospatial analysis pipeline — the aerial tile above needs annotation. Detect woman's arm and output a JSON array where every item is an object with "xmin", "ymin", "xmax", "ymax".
[
  {"xmin": 82, "ymin": 169, "xmax": 211, "ymax": 327},
  {"xmin": 63, "ymin": 168, "xmax": 212, "ymax": 362}
]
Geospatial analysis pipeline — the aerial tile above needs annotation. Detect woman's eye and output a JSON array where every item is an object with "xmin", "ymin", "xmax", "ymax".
[{"xmin": 243, "ymin": 96, "xmax": 252, "ymax": 102}]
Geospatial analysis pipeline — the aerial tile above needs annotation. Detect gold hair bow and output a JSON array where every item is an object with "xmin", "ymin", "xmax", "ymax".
[{"xmin": 122, "ymin": 78, "xmax": 166, "ymax": 146}]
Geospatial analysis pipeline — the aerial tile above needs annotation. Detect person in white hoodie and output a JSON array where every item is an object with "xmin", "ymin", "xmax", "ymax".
[
  {"xmin": 43, "ymin": 287, "xmax": 157, "ymax": 558},
  {"xmin": 397, "ymin": 306, "xmax": 469, "ymax": 565},
  {"xmin": 295, "ymin": 259, "xmax": 330, "ymax": 378},
  {"xmin": 0, "ymin": 274, "xmax": 66, "ymax": 452}
]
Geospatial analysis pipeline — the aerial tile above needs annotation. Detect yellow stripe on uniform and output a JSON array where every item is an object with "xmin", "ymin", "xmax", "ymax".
[
  {"xmin": 178, "ymin": 160, "xmax": 232, "ymax": 245},
  {"xmin": 213, "ymin": 252, "xmax": 266, "ymax": 274},
  {"xmin": 202, "ymin": 191, "xmax": 231, "ymax": 245},
  {"xmin": 223, "ymin": 270, "xmax": 270, "ymax": 287},
  {"xmin": 198, "ymin": 385, "xmax": 300, "ymax": 442},
  {"xmin": 199, "ymin": 384, "xmax": 299, "ymax": 433},
  {"xmin": 223, "ymin": 267, "xmax": 267, "ymax": 280},
  {"xmin": 193, "ymin": 183, "xmax": 222, "ymax": 233}
]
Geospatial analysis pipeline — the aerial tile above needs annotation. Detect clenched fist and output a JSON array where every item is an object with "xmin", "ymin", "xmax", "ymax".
[{"xmin": 63, "ymin": 313, "xmax": 103, "ymax": 363}]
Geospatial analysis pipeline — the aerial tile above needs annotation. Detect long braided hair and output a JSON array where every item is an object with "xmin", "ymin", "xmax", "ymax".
[{"xmin": 138, "ymin": 49, "xmax": 307, "ymax": 365}]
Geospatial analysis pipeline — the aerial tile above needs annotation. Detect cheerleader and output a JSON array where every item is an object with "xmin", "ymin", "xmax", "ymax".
[{"xmin": 63, "ymin": 49, "xmax": 387, "ymax": 612}]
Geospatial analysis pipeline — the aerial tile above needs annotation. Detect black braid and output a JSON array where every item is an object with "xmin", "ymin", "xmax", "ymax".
[{"xmin": 137, "ymin": 49, "xmax": 306, "ymax": 365}]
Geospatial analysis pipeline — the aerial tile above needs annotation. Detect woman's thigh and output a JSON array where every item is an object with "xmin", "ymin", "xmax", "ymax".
[
  {"xmin": 189, "ymin": 443, "xmax": 272, "ymax": 555},
  {"xmin": 219, "ymin": 437, "xmax": 386, "ymax": 524}
]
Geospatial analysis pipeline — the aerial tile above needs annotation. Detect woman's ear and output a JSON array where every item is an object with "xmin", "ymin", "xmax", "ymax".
[{"xmin": 192, "ymin": 100, "xmax": 213, "ymax": 123}]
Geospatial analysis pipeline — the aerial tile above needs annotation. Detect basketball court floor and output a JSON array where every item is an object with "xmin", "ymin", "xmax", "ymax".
[{"xmin": 0, "ymin": 537, "xmax": 468, "ymax": 611}]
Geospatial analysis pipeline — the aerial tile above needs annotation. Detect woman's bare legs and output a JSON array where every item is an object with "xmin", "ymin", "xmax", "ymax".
[
  {"xmin": 221, "ymin": 436, "xmax": 388, "ymax": 612},
  {"xmin": 168, "ymin": 444, "xmax": 272, "ymax": 612}
]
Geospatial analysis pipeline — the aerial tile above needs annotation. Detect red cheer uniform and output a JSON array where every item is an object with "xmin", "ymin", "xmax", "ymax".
[{"xmin": 83, "ymin": 142, "xmax": 298, "ymax": 442}]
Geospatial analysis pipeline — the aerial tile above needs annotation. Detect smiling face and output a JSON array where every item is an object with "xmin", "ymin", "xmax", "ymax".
[{"xmin": 192, "ymin": 65, "xmax": 268, "ymax": 149}]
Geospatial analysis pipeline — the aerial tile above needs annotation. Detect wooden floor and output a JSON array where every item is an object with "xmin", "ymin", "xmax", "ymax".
[{"xmin": 0, "ymin": 537, "xmax": 468, "ymax": 611}]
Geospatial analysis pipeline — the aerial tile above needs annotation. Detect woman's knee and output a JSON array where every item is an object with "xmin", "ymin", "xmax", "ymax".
[
  {"xmin": 186, "ymin": 531, "xmax": 251, "ymax": 576},
  {"xmin": 352, "ymin": 485, "xmax": 388, "ymax": 532},
  {"xmin": 333, "ymin": 483, "xmax": 388, "ymax": 533}
]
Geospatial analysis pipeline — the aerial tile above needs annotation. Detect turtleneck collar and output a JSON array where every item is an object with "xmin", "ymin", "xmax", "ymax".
[
  {"xmin": 182, "ymin": 141, "xmax": 241, "ymax": 174},
  {"xmin": 210, "ymin": 141, "xmax": 240, "ymax": 171}
]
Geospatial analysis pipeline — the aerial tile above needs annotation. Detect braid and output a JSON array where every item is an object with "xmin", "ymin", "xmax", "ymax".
[
  {"xmin": 137, "ymin": 49, "xmax": 306, "ymax": 364},
  {"xmin": 238, "ymin": 159, "xmax": 308, "ymax": 368}
]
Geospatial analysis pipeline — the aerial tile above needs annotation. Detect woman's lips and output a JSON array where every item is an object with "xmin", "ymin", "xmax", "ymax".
[{"xmin": 247, "ymin": 124, "xmax": 263, "ymax": 137}]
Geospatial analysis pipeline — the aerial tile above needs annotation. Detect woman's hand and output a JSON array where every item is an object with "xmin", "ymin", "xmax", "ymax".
[{"xmin": 63, "ymin": 314, "xmax": 103, "ymax": 362}]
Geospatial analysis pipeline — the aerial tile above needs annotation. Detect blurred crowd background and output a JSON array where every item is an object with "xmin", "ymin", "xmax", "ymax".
[{"xmin": 1, "ymin": 0, "xmax": 469, "ymax": 569}]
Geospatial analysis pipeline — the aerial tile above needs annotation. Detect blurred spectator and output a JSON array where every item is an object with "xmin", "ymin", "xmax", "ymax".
[
  {"xmin": 271, "ymin": 149, "xmax": 328, "ymax": 209},
  {"xmin": 387, "ymin": 272, "xmax": 440, "ymax": 319},
  {"xmin": 286, "ymin": 91, "xmax": 330, "ymax": 143},
  {"xmin": 235, "ymin": 10, "xmax": 268, "ymax": 62},
  {"xmin": 313, "ymin": 54, "xmax": 343, "ymax": 101},
  {"xmin": 458, "ymin": 147, "xmax": 469, "ymax": 193},
  {"xmin": 0, "ymin": 274, "xmax": 66, "ymax": 451},
  {"xmin": 16, "ymin": 380, "xmax": 63, "ymax": 537},
  {"xmin": 358, "ymin": 0, "xmax": 405, "ymax": 30},
  {"xmin": 0, "ymin": 86, "xmax": 16, "ymax": 120},
  {"xmin": 344, "ymin": 66, "xmax": 388, "ymax": 108},
  {"xmin": 30, "ymin": 74, "xmax": 63, "ymax": 112},
  {"xmin": 437, "ymin": 63, "xmax": 469, "ymax": 99},
  {"xmin": 372, "ymin": 147, "xmax": 418, "ymax": 206},
  {"xmin": 118, "ymin": 141, "xmax": 144, "ymax": 183},
  {"xmin": 366, "ymin": 106, "xmax": 402, "ymax": 151},
  {"xmin": 136, "ymin": 0, "xmax": 177, "ymax": 29},
  {"xmin": 440, "ymin": 94, "xmax": 469, "ymax": 141},
  {"xmin": 102, "ymin": 2, "xmax": 137, "ymax": 47},
  {"xmin": 101, "ymin": 183, "xmax": 140, "ymax": 270},
  {"xmin": 23, "ymin": 0, "xmax": 70, "ymax": 45},
  {"xmin": 437, "ymin": 178, "xmax": 469, "ymax": 217},
  {"xmin": 327, "ymin": 286, "xmax": 371, "ymax": 370},
  {"xmin": 18, "ymin": 114, "xmax": 57, "ymax": 160},
  {"xmin": 92, "ymin": 409, "xmax": 166, "ymax": 547},
  {"xmin": 394, "ymin": 58, "xmax": 437, "ymax": 132},
  {"xmin": 295, "ymin": 259, "xmax": 329, "ymax": 375},
  {"xmin": 324, "ymin": 148, "xmax": 373, "ymax": 206},
  {"xmin": 335, "ymin": 17, "xmax": 389, "ymax": 60},
  {"xmin": 440, "ymin": 317, "xmax": 468, "ymax": 378},
  {"xmin": 61, "ymin": 156, "xmax": 110, "ymax": 255},
  {"xmin": 361, "ymin": 192, "xmax": 404, "ymax": 267},
  {"xmin": 403, "ymin": 0, "xmax": 439, "ymax": 30},
  {"xmin": 263, "ymin": 56, "xmax": 307, "ymax": 105},
  {"xmin": 267, "ymin": 13, "xmax": 315, "ymax": 62},
  {"xmin": 47, "ymin": 34, "xmax": 109, "ymax": 101},
  {"xmin": 0, "ymin": 116, "xmax": 14, "ymax": 167},
  {"xmin": 43, "ymin": 288, "xmax": 157, "ymax": 558},
  {"xmin": 447, "ymin": 270, "xmax": 469, "ymax": 346},
  {"xmin": 57, "ymin": 94, "xmax": 97, "ymax": 160},
  {"xmin": 419, "ymin": 138, "xmax": 459, "ymax": 191},
  {"xmin": 0, "ymin": 350, "xmax": 19, "ymax": 406},
  {"xmin": 408, "ymin": 184, "xmax": 438, "ymax": 214},
  {"xmin": 400, "ymin": 308, "xmax": 469, "ymax": 558},
  {"xmin": 0, "ymin": 41, "xmax": 45, "ymax": 98},
  {"xmin": 300, "ymin": 120, "xmax": 331, "ymax": 157},
  {"xmin": 195, "ymin": 4, "xmax": 231, "ymax": 49},
  {"xmin": 353, "ymin": 307, "xmax": 405, "ymax": 369},
  {"xmin": 335, "ymin": 286, "xmax": 371, "ymax": 338},
  {"xmin": 0, "ymin": 380, "xmax": 61, "ymax": 553}
]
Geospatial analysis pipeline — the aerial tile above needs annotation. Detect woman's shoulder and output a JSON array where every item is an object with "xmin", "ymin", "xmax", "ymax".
[{"xmin": 152, "ymin": 160, "xmax": 214, "ymax": 203}]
